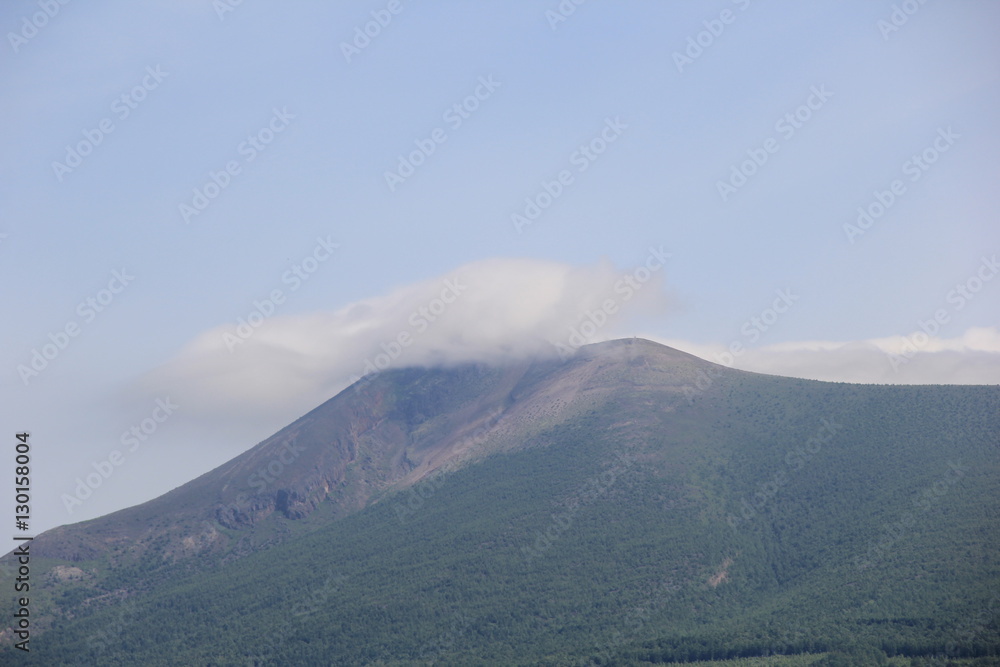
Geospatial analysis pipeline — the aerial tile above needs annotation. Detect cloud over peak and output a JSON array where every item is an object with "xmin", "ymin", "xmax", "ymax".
[
  {"xmin": 135, "ymin": 255, "xmax": 997, "ymax": 438},
  {"xmin": 138, "ymin": 256, "xmax": 672, "ymax": 425}
]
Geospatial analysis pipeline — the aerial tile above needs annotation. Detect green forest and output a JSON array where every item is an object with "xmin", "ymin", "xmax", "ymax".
[{"xmin": 3, "ymin": 360, "xmax": 998, "ymax": 665}]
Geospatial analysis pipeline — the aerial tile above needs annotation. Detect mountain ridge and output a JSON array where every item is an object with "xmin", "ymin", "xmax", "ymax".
[
  {"xmin": 3, "ymin": 337, "xmax": 998, "ymax": 664},
  {"xmin": 18, "ymin": 338, "xmax": 713, "ymax": 564}
]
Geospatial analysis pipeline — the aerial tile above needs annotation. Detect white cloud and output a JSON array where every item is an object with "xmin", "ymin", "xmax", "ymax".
[
  {"xmin": 651, "ymin": 326, "xmax": 1000, "ymax": 385},
  {"xmin": 133, "ymin": 258, "xmax": 997, "ymax": 439},
  {"xmin": 135, "ymin": 257, "xmax": 671, "ymax": 427}
]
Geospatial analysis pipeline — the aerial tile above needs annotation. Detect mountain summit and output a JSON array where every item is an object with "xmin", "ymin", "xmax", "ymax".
[
  {"xmin": 3, "ymin": 338, "xmax": 998, "ymax": 664},
  {"xmin": 28, "ymin": 338, "xmax": 708, "ymax": 562}
]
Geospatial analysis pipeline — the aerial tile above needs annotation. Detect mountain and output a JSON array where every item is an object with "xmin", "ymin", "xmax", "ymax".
[{"xmin": 2, "ymin": 338, "xmax": 999, "ymax": 665}]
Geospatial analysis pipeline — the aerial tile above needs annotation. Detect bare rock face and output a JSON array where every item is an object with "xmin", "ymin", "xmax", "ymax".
[{"xmin": 18, "ymin": 339, "xmax": 714, "ymax": 565}]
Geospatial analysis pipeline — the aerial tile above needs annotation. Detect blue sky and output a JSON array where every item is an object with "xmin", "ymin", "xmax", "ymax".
[{"xmin": 2, "ymin": 0, "xmax": 999, "ymax": 550}]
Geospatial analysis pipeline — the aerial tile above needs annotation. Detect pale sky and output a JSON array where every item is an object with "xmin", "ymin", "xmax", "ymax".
[{"xmin": 2, "ymin": 1, "xmax": 998, "ymax": 553}]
